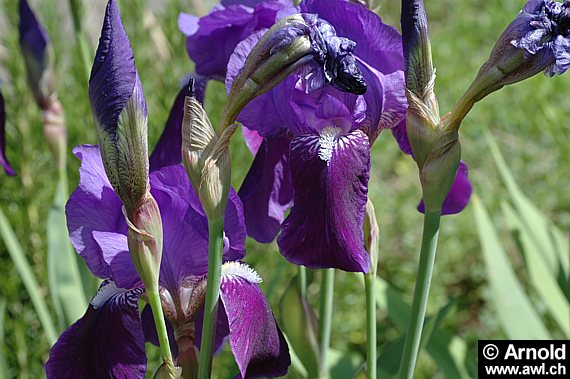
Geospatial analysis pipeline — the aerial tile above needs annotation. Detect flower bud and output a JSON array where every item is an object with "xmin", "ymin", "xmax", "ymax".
[
  {"xmin": 18, "ymin": 0, "xmax": 56, "ymax": 110},
  {"xmin": 181, "ymin": 80, "xmax": 233, "ymax": 221},
  {"xmin": 223, "ymin": 13, "xmax": 366, "ymax": 130},
  {"xmin": 401, "ymin": 0, "xmax": 462, "ymax": 213},
  {"xmin": 363, "ymin": 198, "xmax": 379, "ymax": 275},
  {"xmin": 448, "ymin": 0, "xmax": 570, "ymax": 129},
  {"xmin": 89, "ymin": 0, "xmax": 149, "ymax": 212}
]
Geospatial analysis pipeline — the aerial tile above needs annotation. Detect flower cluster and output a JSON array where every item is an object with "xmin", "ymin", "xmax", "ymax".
[{"xmin": 176, "ymin": 0, "xmax": 472, "ymax": 272}]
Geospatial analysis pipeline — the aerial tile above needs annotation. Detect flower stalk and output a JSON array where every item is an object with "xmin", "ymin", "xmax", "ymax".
[
  {"xmin": 398, "ymin": 211, "xmax": 441, "ymax": 379},
  {"xmin": 399, "ymin": 1, "xmax": 458, "ymax": 377},
  {"xmin": 363, "ymin": 199, "xmax": 379, "ymax": 379},
  {"xmin": 318, "ymin": 269, "xmax": 335, "ymax": 379},
  {"xmin": 197, "ymin": 219, "xmax": 224, "ymax": 379}
]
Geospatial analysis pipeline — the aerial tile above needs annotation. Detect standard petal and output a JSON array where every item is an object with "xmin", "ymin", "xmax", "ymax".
[
  {"xmin": 220, "ymin": 262, "xmax": 290, "ymax": 378},
  {"xmin": 66, "ymin": 145, "xmax": 129, "ymax": 281},
  {"xmin": 46, "ymin": 281, "xmax": 146, "ymax": 379},
  {"xmin": 418, "ymin": 161, "xmax": 472, "ymax": 215},
  {"xmin": 89, "ymin": 0, "xmax": 145, "ymax": 134},
  {"xmin": 185, "ymin": 1, "xmax": 288, "ymax": 79},
  {"xmin": 149, "ymin": 165, "xmax": 246, "ymax": 291},
  {"xmin": 278, "ymin": 129, "xmax": 370, "ymax": 272},
  {"xmin": 0, "ymin": 91, "xmax": 15, "ymax": 176},
  {"xmin": 150, "ymin": 74, "xmax": 208, "ymax": 172},
  {"xmin": 238, "ymin": 137, "xmax": 293, "ymax": 243}
]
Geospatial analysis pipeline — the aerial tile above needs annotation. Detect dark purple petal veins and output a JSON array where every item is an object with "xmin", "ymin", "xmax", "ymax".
[
  {"xmin": 220, "ymin": 263, "xmax": 290, "ymax": 378},
  {"xmin": 89, "ymin": 0, "xmax": 145, "ymax": 136},
  {"xmin": 150, "ymin": 74, "xmax": 208, "ymax": 172},
  {"xmin": 278, "ymin": 129, "xmax": 370, "ymax": 272},
  {"xmin": 239, "ymin": 137, "xmax": 294, "ymax": 243},
  {"xmin": 46, "ymin": 281, "xmax": 146, "ymax": 379},
  {"xmin": 418, "ymin": 161, "xmax": 472, "ymax": 215},
  {"xmin": 0, "ymin": 91, "xmax": 15, "ymax": 176}
]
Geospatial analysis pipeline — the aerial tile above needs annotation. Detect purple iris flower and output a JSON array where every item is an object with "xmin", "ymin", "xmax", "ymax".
[
  {"xmin": 45, "ymin": 146, "xmax": 290, "ymax": 378},
  {"xmin": 232, "ymin": 0, "xmax": 471, "ymax": 272},
  {"xmin": 0, "ymin": 90, "xmax": 15, "ymax": 176},
  {"xmin": 179, "ymin": 0, "xmax": 294, "ymax": 81},
  {"xmin": 511, "ymin": 0, "xmax": 570, "ymax": 76}
]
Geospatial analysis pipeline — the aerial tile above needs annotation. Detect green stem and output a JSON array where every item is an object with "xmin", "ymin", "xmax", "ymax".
[
  {"xmin": 197, "ymin": 219, "xmax": 225, "ymax": 379},
  {"xmin": 398, "ymin": 211, "xmax": 441, "ymax": 379},
  {"xmin": 318, "ymin": 269, "xmax": 335, "ymax": 378},
  {"xmin": 147, "ymin": 289, "xmax": 174, "ymax": 369},
  {"xmin": 298, "ymin": 266, "xmax": 307, "ymax": 299},
  {"xmin": 364, "ymin": 273, "xmax": 376, "ymax": 379}
]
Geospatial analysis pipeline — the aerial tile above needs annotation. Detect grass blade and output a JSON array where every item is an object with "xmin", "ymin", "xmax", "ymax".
[
  {"xmin": 47, "ymin": 180, "xmax": 87, "ymax": 326},
  {"xmin": 472, "ymin": 195, "xmax": 550, "ymax": 339},
  {"xmin": 485, "ymin": 131, "xmax": 569, "ymax": 277},
  {"xmin": 502, "ymin": 203, "xmax": 569, "ymax": 336},
  {"xmin": 0, "ymin": 208, "xmax": 57, "ymax": 344}
]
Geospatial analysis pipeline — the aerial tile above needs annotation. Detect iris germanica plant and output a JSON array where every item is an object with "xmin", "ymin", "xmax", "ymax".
[{"xmin": 45, "ymin": 146, "xmax": 290, "ymax": 378}]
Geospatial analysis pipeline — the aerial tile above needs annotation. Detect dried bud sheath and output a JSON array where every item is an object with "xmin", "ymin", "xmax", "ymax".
[{"xmin": 181, "ymin": 83, "xmax": 232, "ymax": 221}]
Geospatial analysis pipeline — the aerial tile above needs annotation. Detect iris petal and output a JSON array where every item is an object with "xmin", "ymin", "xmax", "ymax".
[
  {"xmin": 46, "ymin": 281, "xmax": 146, "ymax": 378},
  {"xmin": 220, "ymin": 262, "xmax": 290, "ymax": 378},
  {"xmin": 278, "ymin": 129, "xmax": 370, "ymax": 272},
  {"xmin": 239, "ymin": 137, "xmax": 293, "ymax": 243}
]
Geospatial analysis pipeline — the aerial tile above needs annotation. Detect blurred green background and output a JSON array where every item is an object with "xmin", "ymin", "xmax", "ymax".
[{"xmin": 0, "ymin": 0, "xmax": 568, "ymax": 378}]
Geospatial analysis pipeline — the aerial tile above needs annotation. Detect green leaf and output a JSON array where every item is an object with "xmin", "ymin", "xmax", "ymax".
[
  {"xmin": 279, "ymin": 278, "xmax": 320, "ymax": 378},
  {"xmin": 47, "ymin": 179, "xmax": 87, "ymax": 327},
  {"xmin": 0, "ymin": 208, "xmax": 58, "ymax": 344},
  {"xmin": 502, "ymin": 202, "xmax": 570, "ymax": 336},
  {"xmin": 472, "ymin": 195, "xmax": 550, "ymax": 339},
  {"xmin": 485, "ymin": 131, "xmax": 569, "ymax": 277},
  {"xmin": 374, "ymin": 277, "xmax": 472, "ymax": 379}
]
